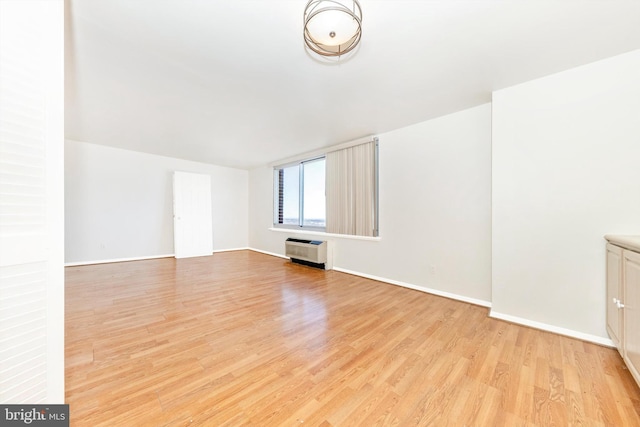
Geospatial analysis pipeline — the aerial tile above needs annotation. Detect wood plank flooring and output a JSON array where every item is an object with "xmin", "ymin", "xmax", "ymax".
[{"xmin": 65, "ymin": 250, "xmax": 640, "ymax": 426}]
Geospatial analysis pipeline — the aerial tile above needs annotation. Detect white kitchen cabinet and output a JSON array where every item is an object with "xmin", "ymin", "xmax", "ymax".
[
  {"xmin": 605, "ymin": 235, "xmax": 640, "ymax": 389},
  {"xmin": 606, "ymin": 243, "xmax": 623, "ymax": 351},
  {"xmin": 623, "ymin": 248, "xmax": 640, "ymax": 387}
]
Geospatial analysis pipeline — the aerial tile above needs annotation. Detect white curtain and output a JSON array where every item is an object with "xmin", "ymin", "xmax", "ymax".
[{"xmin": 326, "ymin": 141, "xmax": 376, "ymax": 236}]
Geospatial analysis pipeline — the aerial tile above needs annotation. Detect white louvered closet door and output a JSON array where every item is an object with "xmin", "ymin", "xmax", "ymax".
[
  {"xmin": 0, "ymin": 1, "xmax": 64, "ymax": 403},
  {"xmin": 173, "ymin": 172, "xmax": 213, "ymax": 259}
]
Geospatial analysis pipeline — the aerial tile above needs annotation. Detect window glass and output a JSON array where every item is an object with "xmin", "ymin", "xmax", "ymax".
[
  {"xmin": 281, "ymin": 165, "xmax": 299, "ymax": 226},
  {"xmin": 274, "ymin": 157, "xmax": 326, "ymax": 230},
  {"xmin": 302, "ymin": 158, "xmax": 326, "ymax": 228}
]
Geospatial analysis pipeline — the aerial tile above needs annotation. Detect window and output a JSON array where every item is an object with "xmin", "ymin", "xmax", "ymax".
[
  {"xmin": 274, "ymin": 157, "xmax": 326, "ymax": 230},
  {"xmin": 273, "ymin": 138, "xmax": 379, "ymax": 237}
]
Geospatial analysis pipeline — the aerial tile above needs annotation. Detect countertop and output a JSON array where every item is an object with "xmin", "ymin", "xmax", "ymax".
[{"xmin": 605, "ymin": 235, "xmax": 640, "ymax": 252}]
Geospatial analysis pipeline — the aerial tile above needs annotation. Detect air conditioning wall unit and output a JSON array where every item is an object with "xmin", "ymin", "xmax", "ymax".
[{"xmin": 285, "ymin": 238, "xmax": 332, "ymax": 270}]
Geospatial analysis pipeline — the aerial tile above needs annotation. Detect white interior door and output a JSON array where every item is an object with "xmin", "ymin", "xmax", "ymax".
[{"xmin": 173, "ymin": 171, "xmax": 213, "ymax": 258}]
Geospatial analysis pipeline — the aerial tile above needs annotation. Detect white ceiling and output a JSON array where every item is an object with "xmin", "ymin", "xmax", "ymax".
[{"xmin": 65, "ymin": 0, "xmax": 640, "ymax": 169}]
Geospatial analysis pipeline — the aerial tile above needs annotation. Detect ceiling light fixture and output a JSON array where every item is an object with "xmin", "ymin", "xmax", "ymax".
[{"xmin": 303, "ymin": 0, "xmax": 362, "ymax": 57}]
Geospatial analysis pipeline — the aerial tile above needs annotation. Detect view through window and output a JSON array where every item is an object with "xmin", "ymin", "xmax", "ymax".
[{"xmin": 275, "ymin": 157, "xmax": 326, "ymax": 229}]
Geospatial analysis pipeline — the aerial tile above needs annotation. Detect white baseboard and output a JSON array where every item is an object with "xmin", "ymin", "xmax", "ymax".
[
  {"xmin": 249, "ymin": 247, "xmax": 491, "ymax": 309},
  {"xmin": 65, "ymin": 253, "xmax": 174, "ymax": 267},
  {"xmin": 213, "ymin": 247, "xmax": 250, "ymax": 253},
  {"xmin": 65, "ymin": 248, "xmax": 252, "ymax": 267},
  {"xmin": 248, "ymin": 248, "xmax": 288, "ymax": 259},
  {"xmin": 332, "ymin": 267, "xmax": 492, "ymax": 308},
  {"xmin": 489, "ymin": 310, "xmax": 614, "ymax": 347}
]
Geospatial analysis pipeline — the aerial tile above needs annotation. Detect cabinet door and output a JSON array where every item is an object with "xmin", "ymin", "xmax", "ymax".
[
  {"xmin": 623, "ymin": 249, "xmax": 640, "ymax": 387},
  {"xmin": 606, "ymin": 244, "xmax": 623, "ymax": 350}
]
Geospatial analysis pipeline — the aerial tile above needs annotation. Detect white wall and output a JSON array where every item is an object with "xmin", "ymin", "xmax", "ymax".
[
  {"xmin": 65, "ymin": 140, "xmax": 248, "ymax": 264},
  {"xmin": 492, "ymin": 49, "xmax": 640, "ymax": 341},
  {"xmin": 249, "ymin": 104, "xmax": 492, "ymax": 305}
]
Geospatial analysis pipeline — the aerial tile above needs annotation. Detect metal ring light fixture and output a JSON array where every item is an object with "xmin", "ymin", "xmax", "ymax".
[{"xmin": 303, "ymin": 0, "xmax": 362, "ymax": 57}]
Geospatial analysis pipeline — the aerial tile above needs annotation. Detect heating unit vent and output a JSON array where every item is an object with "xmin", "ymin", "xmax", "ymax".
[{"xmin": 285, "ymin": 238, "xmax": 328, "ymax": 270}]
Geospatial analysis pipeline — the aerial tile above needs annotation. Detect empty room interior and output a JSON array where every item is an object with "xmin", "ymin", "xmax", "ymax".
[{"xmin": 3, "ymin": 0, "xmax": 640, "ymax": 425}]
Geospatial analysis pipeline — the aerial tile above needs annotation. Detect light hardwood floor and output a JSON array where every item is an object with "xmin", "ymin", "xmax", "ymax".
[{"xmin": 65, "ymin": 250, "xmax": 640, "ymax": 426}]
